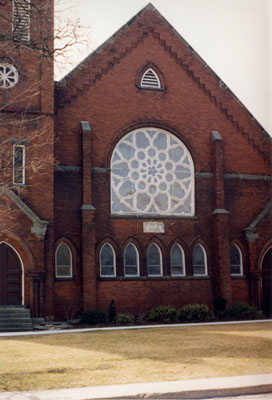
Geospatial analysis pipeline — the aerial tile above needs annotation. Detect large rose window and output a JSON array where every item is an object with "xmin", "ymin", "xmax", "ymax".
[{"xmin": 111, "ymin": 128, "xmax": 194, "ymax": 216}]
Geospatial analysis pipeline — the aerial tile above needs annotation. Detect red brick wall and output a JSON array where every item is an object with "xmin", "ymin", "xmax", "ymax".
[
  {"xmin": 97, "ymin": 279, "xmax": 213, "ymax": 315},
  {"xmin": 52, "ymin": 9, "xmax": 271, "ymax": 318}
]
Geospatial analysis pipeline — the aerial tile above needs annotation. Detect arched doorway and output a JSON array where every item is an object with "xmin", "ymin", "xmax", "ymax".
[
  {"xmin": 0, "ymin": 242, "xmax": 23, "ymax": 305},
  {"xmin": 262, "ymin": 247, "xmax": 272, "ymax": 317}
]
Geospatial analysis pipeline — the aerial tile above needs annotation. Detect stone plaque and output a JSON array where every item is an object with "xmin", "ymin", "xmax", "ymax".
[{"xmin": 143, "ymin": 221, "xmax": 165, "ymax": 233}]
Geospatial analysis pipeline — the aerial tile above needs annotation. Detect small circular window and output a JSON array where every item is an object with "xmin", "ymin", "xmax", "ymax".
[{"xmin": 0, "ymin": 64, "xmax": 19, "ymax": 89}]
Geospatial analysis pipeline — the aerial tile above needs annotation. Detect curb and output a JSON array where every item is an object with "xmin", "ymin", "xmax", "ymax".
[
  {"xmin": 0, "ymin": 319, "xmax": 272, "ymax": 337},
  {"xmin": 0, "ymin": 374, "xmax": 271, "ymax": 400},
  {"xmin": 105, "ymin": 385, "xmax": 272, "ymax": 399}
]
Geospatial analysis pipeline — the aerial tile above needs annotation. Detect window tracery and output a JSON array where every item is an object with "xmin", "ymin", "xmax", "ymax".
[
  {"xmin": 170, "ymin": 243, "xmax": 185, "ymax": 276},
  {"xmin": 111, "ymin": 127, "xmax": 194, "ymax": 216},
  {"xmin": 0, "ymin": 64, "xmax": 19, "ymax": 89},
  {"xmin": 55, "ymin": 242, "xmax": 72, "ymax": 278},
  {"xmin": 230, "ymin": 244, "xmax": 243, "ymax": 275}
]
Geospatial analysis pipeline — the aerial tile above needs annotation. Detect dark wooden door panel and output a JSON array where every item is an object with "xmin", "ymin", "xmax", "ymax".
[
  {"xmin": 0, "ymin": 243, "xmax": 22, "ymax": 305},
  {"xmin": 262, "ymin": 248, "xmax": 272, "ymax": 317}
]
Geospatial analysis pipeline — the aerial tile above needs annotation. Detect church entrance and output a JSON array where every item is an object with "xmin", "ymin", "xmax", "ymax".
[
  {"xmin": 262, "ymin": 247, "xmax": 272, "ymax": 317},
  {"xmin": 0, "ymin": 243, "xmax": 22, "ymax": 305}
]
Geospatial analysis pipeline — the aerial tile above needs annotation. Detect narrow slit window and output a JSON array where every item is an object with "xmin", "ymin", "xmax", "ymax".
[
  {"xmin": 55, "ymin": 243, "xmax": 72, "ymax": 278},
  {"xmin": 140, "ymin": 68, "xmax": 161, "ymax": 89},
  {"xmin": 124, "ymin": 244, "xmax": 139, "ymax": 276},
  {"xmin": 13, "ymin": 145, "xmax": 25, "ymax": 185},
  {"xmin": 13, "ymin": 0, "xmax": 31, "ymax": 42},
  {"xmin": 230, "ymin": 244, "xmax": 243, "ymax": 275},
  {"xmin": 170, "ymin": 244, "xmax": 185, "ymax": 276}
]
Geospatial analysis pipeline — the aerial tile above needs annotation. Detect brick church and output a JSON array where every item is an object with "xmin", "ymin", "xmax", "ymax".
[{"xmin": 1, "ymin": 1, "xmax": 271, "ymax": 320}]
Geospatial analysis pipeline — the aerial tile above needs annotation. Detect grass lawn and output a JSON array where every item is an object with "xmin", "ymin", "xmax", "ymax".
[{"xmin": 0, "ymin": 322, "xmax": 271, "ymax": 392}]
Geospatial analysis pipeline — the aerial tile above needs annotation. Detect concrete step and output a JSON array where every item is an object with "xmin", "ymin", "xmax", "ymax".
[
  {"xmin": 0, "ymin": 321, "xmax": 32, "ymax": 327},
  {"xmin": 0, "ymin": 306, "xmax": 33, "ymax": 332},
  {"xmin": 0, "ymin": 311, "xmax": 30, "ymax": 318},
  {"xmin": 0, "ymin": 309, "xmax": 30, "ymax": 314},
  {"xmin": 0, "ymin": 327, "xmax": 33, "ymax": 332},
  {"xmin": 0, "ymin": 318, "xmax": 32, "ymax": 323}
]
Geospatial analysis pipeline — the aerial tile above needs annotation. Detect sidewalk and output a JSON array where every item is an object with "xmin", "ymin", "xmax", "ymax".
[
  {"xmin": 0, "ymin": 319, "xmax": 271, "ymax": 338},
  {"xmin": 0, "ymin": 374, "xmax": 271, "ymax": 400}
]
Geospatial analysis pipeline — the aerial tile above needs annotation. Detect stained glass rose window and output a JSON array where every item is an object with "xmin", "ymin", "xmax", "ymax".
[{"xmin": 111, "ymin": 128, "xmax": 194, "ymax": 216}]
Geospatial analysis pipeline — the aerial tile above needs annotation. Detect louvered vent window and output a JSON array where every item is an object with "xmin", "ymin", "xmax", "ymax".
[
  {"xmin": 140, "ymin": 68, "xmax": 161, "ymax": 89},
  {"xmin": 12, "ymin": 0, "xmax": 31, "ymax": 42}
]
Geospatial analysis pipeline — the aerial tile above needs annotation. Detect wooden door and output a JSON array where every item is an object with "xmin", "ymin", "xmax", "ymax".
[
  {"xmin": 262, "ymin": 248, "xmax": 272, "ymax": 317},
  {"xmin": 0, "ymin": 243, "xmax": 22, "ymax": 305}
]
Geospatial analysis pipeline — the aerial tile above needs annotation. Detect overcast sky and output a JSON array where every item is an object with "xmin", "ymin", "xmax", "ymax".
[{"xmin": 56, "ymin": 0, "xmax": 271, "ymax": 135}]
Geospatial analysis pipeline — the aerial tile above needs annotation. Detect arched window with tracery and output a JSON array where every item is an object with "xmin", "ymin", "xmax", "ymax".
[
  {"xmin": 192, "ymin": 244, "xmax": 207, "ymax": 276},
  {"xmin": 55, "ymin": 242, "xmax": 72, "ymax": 278},
  {"xmin": 170, "ymin": 243, "xmax": 185, "ymax": 276},
  {"xmin": 230, "ymin": 244, "xmax": 243, "ymax": 275},
  {"xmin": 100, "ymin": 243, "xmax": 116, "ymax": 277},
  {"xmin": 147, "ymin": 243, "xmax": 162, "ymax": 276},
  {"xmin": 124, "ymin": 243, "xmax": 139, "ymax": 276},
  {"xmin": 111, "ymin": 127, "xmax": 194, "ymax": 216}
]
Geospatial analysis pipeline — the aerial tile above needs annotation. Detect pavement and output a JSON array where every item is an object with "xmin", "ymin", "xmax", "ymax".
[
  {"xmin": 0, "ymin": 320, "xmax": 271, "ymax": 400},
  {"xmin": 0, "ymin": 374, "xmax": 271, "ymax": 400},
  {"xmin": 0, "ymin": 319, "xmax": 271, "ymax": 338}
]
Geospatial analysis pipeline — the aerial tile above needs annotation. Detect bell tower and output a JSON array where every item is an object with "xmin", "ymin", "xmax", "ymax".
[
  {"xmin": 0, "ymin": 0, "xmax": 54, "ymax": 111},
  {"xmin": 0, "ymin": 0, "xmax": 55, "ymax": 318}
]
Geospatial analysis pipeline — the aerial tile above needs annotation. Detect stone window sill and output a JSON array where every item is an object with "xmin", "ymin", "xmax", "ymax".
[
  {"xmin": 55, "ymin": 277, "xmax": 75, "ymax": 282},
  {"xmin": 110, "ymin": 214, "xmax": 198, "ymax": 220},
  {"xmin": 99, "ymin": 276, "xmax": 210, "ymax": 281}
]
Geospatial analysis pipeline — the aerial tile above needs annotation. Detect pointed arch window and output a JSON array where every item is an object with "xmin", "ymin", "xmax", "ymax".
[
  {"xmin": 147, "ymin": 243, "xmax": 162, "ymax": 276},
  {"xmin": 100, "ymin": 243, "xmax": 116, "ymax": 277},
  {"xmin": 170, "ymin": 244, "xmax": 185, "ymax": 276},
  {"xmin": 230, "ymin": 244, "xmax": 243, "ymax": 275},
  {"xmin": 140, "ymin": 68, "xmax": 161, "ymax": 89},
  {"xmin": 192, "ymin": 244, "xmax": 207, "ymax": 276},
  {"xmin": 55, "ymin": 242, "xmax": 72, "ymax": 278},
  {"xmin": 124, "ymin": 243, "xmax": 139, "ymax": 276}
]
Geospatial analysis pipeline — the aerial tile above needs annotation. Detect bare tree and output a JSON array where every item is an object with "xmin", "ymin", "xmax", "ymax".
[{"xmin": 0, "ymin": 0, "xmax": 88, "ymax": 217}]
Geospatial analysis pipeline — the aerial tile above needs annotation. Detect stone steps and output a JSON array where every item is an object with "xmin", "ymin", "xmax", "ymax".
[{"xmin": 0, "ymin": 306, "xmax": 33, "ymax": 332}]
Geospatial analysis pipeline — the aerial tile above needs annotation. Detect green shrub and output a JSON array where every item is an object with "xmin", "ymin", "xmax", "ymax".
[
  {"xmin": 177, "ymin": 304, "xmax": 211, "ymax": 322},
  {"xmin": 116, "ymin": 314, "xmax": 133, "ymax": 325},
  {"xmin": 226, "ymin": 302, "xmax": 258, "ymax": 320},
  {"xmin": 80, "ymin": 309, "xmax": 108, "ymax": 325},
  {"xmin": 145, "ymin": 305, "xmax": 177, "ymax": 323}
]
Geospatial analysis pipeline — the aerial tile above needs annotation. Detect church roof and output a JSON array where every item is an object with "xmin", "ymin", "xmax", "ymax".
[{"xmin": 56, "ymin": 3, "xmax": 271, "ymax": 162}]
